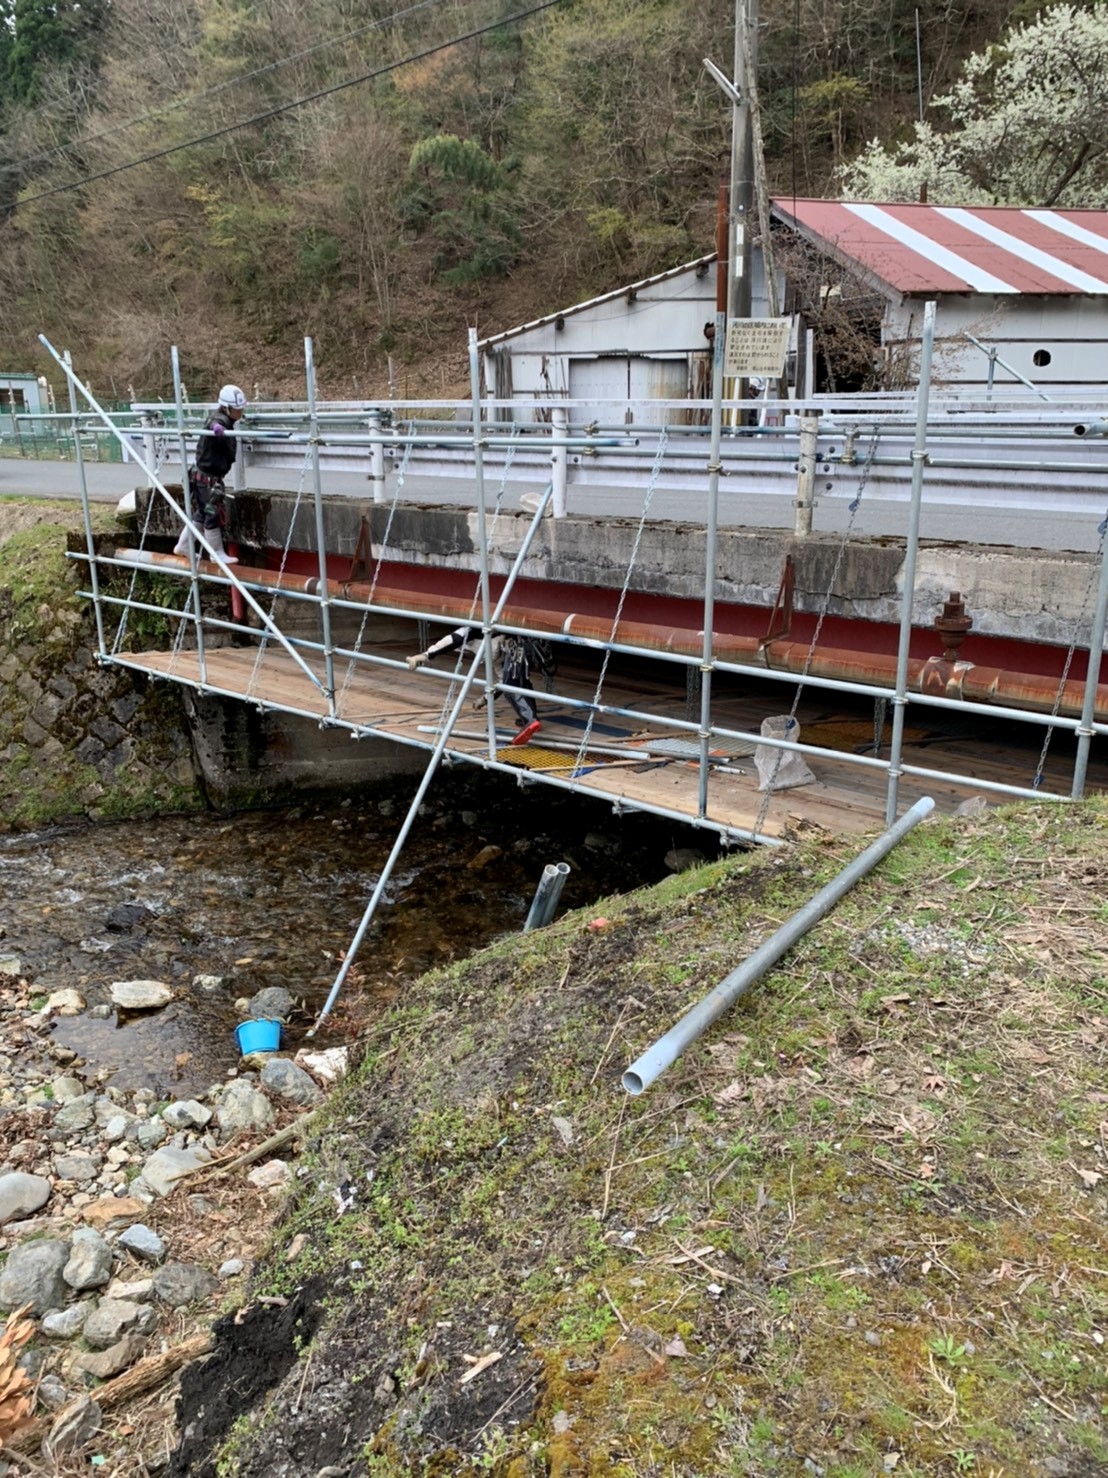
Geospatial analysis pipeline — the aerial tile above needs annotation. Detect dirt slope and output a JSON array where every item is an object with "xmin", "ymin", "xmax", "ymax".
[{"xmin": 171, "ymin": 799, "xmax": 1108, "ymax": 1478}]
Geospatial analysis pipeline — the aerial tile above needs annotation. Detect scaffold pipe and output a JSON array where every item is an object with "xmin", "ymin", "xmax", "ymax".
[{"xmin": 622, "ymin": 796, "xmax": 935, "ymax": 1095}]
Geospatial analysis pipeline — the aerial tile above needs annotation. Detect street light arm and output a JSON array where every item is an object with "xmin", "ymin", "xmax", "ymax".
[{"xmin": 703, "ymin": 56, "xmax": 742, "ymax": 106}]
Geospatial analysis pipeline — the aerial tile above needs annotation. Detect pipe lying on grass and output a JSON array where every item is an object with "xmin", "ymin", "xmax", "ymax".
[{"xmin": 622, "ymin": 795, "xmax": 935, "ymax": 1096}]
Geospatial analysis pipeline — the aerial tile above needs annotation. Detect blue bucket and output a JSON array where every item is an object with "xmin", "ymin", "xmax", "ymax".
[{"xmin": 235, "ymin": 1018, "xmax": 281, "ymax": 1055}]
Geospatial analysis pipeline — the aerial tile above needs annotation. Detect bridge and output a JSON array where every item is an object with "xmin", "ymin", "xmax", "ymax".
[{"xmin": 37, "ymin": 317, "xmax": 1108, "ymax": 1022}]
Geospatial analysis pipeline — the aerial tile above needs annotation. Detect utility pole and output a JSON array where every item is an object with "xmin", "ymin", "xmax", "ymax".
[{"xmin": 730, "ymin": 0, "xmax": 757, "ymax": 325}]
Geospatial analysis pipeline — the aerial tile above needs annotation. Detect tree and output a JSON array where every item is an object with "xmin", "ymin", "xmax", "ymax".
[
  {"xmin": 840, "ymin": 3, "xmax": 1108, "ymax": 206},
  {"xmin": 3, "ymin": 0, "xmax": 107, "ymax": 104},
  {"xmin": 403, "ymin": 133, "xmax": 521, "ymax": 285}
]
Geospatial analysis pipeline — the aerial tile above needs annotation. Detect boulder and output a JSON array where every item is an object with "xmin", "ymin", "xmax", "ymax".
[
  {"xmin": 116, "ymin": 1224, "xmax": 167, "ymax": 1264},
  {"xmin": 82, "ymin": 1298, "xmax": 143, "ymax": 1349},
  {"xmin": 0, "ymin": 1172, "xmax": 52, "ymax": 1226},
  {"xmin": 139, "ymin": 1146, "xmax": 211, "ymax": 1198},
  {"xmin": 153, "ymin": 1261, "xmax": 219, "ymax": 1308},
  {"xmin": 161, "ymin": 1099, "xmax": 212, "ymax": 1131},
  {"xmin": 44, "ymin": 1396, "xmax": 101, "ymax": 1461},
  {"xmin": 247, "ymin": 986, "xmax": 294, "ymax": 1021},
  {"xmin": 41, "ymin": 1301, "xmax": 93, "ymax": 1339},
  {"xmin": 0, "ymin": 1239, "xmax": 70, "ymax": 1313},
  {"xmin": 54, "ymin": 1096, "xmax": 96, "ymax": 1134},
  {"xmin": 45, "ymin": 988, "xmax": 85, "ymax": 1015},
  {"xmin": 109, "ymin": 979, "xmax": 173, "ymax": 1011},
  {"xmin": 215, "ymin": 1079, "xmax": 274, "ymax": 1136},
  {"xmin": 75, "ymin": 1333, "xmax": 145, "ymax": 1380},
  {"xmin": 260, "ymin": 1058, "xmax": 323, "ymax": 1106},
  {"xmin": 82, "ymin": 1195, "xmax": 148, "ymax": 1231},
  {"xmin": 63, "ymin": 1227, "xmax": 114, "ymax": 1291},
  {"xmin": 54, "ymin": 1151, "xmax": 99, "ymax": 1184}
]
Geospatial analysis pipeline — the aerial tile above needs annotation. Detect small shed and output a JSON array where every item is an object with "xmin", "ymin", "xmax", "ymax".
[
  {"xmin": 772, "ymin": 199, "xmax": 1108, "ymax": 393},
  {"xmin": 480, "ymin": 252, "xmax": 780, "ymax": 424},
  {"xmin": 0, "ymin": 372, "xmax": 49, "ymax": 428}
]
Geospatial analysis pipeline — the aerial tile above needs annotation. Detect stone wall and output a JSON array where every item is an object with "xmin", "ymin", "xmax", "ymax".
[{"xmin": 0, "ymin": 508, "xmax": 201, "ymax": 830}]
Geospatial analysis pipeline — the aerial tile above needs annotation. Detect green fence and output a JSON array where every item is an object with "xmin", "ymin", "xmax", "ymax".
[{"xmin": 0, "ymin": 403, "xmax": 134, "ymax": 462}]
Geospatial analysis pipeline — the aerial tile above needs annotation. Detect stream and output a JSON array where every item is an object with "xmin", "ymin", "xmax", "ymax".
[{"xmin": 0, "ymin": 772, "xmax": 704, "ymax": 1098}]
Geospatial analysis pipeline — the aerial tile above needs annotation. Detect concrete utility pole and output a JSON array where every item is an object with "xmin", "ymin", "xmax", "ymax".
[{"xmin": 730, "ymin": 0, "xmax": 757, "ymax": 323}]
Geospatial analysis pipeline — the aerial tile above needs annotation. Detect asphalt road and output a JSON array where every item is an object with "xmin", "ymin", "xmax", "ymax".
[{"xmin": 2, "ymin": 452, "xmax": 1101, "ymax": 553}]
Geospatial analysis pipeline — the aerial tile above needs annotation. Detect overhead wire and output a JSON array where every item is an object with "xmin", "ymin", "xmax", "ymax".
[
  {"xmin": 2, "ymin": 0, "xmax": 562, "ymax": 215},
  {"xmin": 1, "ymin": 0, "xmax": 462, "ymax": 178}
]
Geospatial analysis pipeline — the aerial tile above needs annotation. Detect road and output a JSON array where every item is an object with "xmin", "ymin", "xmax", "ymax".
[{"xmin": 2, "ymin": 452, "xmax": 1101, "ymax": 553}]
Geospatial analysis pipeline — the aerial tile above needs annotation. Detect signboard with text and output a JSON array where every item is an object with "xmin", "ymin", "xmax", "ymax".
[{"xmin": 724, "ymin": 317, "xmax": 791, "ymax": 378}]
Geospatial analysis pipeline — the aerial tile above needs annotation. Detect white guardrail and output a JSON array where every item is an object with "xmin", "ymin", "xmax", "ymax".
[{"xmin": 111, "ymin": 394, "xmax": 1108, "ymax": 518}]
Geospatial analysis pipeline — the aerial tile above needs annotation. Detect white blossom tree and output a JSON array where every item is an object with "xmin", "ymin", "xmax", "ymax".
[{"xmin": 840, "ymin": 3, "xmax": 1108, "ymax": 206}]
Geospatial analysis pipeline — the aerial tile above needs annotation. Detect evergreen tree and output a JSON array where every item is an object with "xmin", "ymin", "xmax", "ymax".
[{"xmin": 4, "ymin": 0, "xmax": 107, "ymax": 104}]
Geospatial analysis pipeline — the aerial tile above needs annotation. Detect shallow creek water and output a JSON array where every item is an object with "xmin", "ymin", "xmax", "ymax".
[{"xmin": 1, "ymin": 774, "xmax": 694, "ymax": 1098}]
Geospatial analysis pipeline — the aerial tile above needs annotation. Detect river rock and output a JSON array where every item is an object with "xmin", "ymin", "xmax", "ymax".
[
  {"xmin": 105, "ymin": 1276, "xmax": 154, "ymax": 1302},
  {"xmin": 153, "ymin": 1261, "xmax": 219, "ymax": 1308},
  {"xmin": 247, "ymin": 986, "xmax": 294, "ymax": 1021},
  {"xmin": 41, "ymin": 1301, "xmax": 93, "ymax": 1339},
  {"xmin": 45, "ymin": 988, "xmax": 85, "ymax": 1015},
  {"xmin": 139, "ymin": 1146, "xmax": 211, "ymax": 1197},
  {"xmin": 0, "ymin": 953, "xmax": 21, "ymax": 976},
  {"xmin": 194, "ymin": 974, "xmax": 224, "ymax": 991},
  {"xmin": 218, "ymin": 1258, "xmax": 244, "ymax": 1279},
  {"xmin": 54, "ymin": 1151, "xmax": 98, "ymax": 1184},
  {"xmin": 75, "ymin": 1333, "xmax": 145, "ymax": 1380},
  {"xmin": 102, "ymin": 1114, "xmax": 132, "ymax": 1143},
  {"xmin": 260, "ymin": 1057, "xmax": 322, "ymax": 1106},
  {"xmin": 50, "ymin": 1075, "xmax": 87, "ymax": 1102},
  {"xmin": 162, "ymin": 1099, "xmax": 212, "ymax": 1131},
  {"xmin": 105, "ymin": 902, "xmax": 153, "ymax": 932},
  {"xmin": 82, "ymin": 1194, "xmax": 148, "ymax": 1231},
  {"xmin": 216, "ymin": 1079, "xmax": 275, "ymax": 1136},
  {"xmin": 109, "ymin": 979, "xmax": 173, "ymax": 1011},
  {"xmin": 295, "ymin": 1046, "xmax": 349, "ymax": 1084},
  {"xmin": 82, "ymin": 1298, "xmax": 144, "ymax": 1349},
  {"xmin": 63, "ymin": 1227, "xmax": 113, "ymax": 1291},
  {"xmin": 0, "ymin": 1239, "xmax": 70, "ymax": 1313},
  {"xmin": 135, "ymin": 1119, "xmax": 169, "ymax": 1152},
  {"xmin": 247, "ymin": 1159, "xmax": 292, "ymax": 1191},
  {"xmin": 0, "ymin": 1172, "xmax": 52, "ymax": 1226},
  {"xmin": 54, "ymin": 1095, "xmax": 96, "ymax": 1133},
  {"xmin": 37, "ymin": 1373, "xmax": 69, "ymax": 1410},
  {"xmin": 44, "ymin": 1395, "xmax": 102, "ymax": 1461},
  {"xmin": 117, "ymin": 1224, "xmax": 166, "ymax": 1264}
]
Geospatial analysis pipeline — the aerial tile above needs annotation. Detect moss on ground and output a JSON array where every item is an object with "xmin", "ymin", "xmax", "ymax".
[{"xmin": 194, "ymin": 799, "xmax": 1108, "ymax": 1477}]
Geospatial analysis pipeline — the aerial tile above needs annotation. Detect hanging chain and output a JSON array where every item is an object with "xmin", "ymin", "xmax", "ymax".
[
  {"xmin": 753, "ymin": 425, "xmax": 880, "ymax": 838},
  {"xmin": 1033, "ymin": 511, "xmax": 1108, "ymax": 788},
  {"xmin": 246, "ymin": 447, "xmax": 313, "ymax": 697},
  {"xmin": 572, "ymin": 423, "xmax": 670, "ymax": 772},
  {"xmin": 336, "ymin": 432, "xmax": 415, "ymax": 714}
]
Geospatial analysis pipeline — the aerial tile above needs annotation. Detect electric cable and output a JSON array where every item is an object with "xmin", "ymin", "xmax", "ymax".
[
  {"xmin": 1, "ymin": 0, "xmax": 562, "ymax": 215},
  {"xmin": 1, "ymin": 0, "xmax": 461, "ymax": 177}
]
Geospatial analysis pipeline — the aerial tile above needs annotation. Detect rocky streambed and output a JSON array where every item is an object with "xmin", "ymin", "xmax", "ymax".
[{"xmin": 0, "ymin": 772, "xmax": 708, "ymax": 1471}]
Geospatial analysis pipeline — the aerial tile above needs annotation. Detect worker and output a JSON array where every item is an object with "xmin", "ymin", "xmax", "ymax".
[
  {"xmin": 407, "ymin": 626, "xmax": 542, "ymax": 746},
  {"xmin": 173, "ymin": 384, "xmax": 247, "ymax": 564}
]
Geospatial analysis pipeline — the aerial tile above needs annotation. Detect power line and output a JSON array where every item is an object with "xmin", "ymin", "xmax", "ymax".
[
  {"xmin": 1, "ymin": 0, "xmax": 460, "ymax": 177},
  {"xmin": 2, "ymin": 0, "xmax": 560, "ymax": 214}
]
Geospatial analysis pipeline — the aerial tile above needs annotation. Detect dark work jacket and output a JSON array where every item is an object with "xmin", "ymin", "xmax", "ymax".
[{"xmin": 194, "ymin": 407, "xmax": 238, "ymax": 480}]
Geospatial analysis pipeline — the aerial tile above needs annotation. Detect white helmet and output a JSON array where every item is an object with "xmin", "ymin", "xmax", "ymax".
[{"xmin": 217, "ymin": 384, "xmax": 247, "ymax": 410}]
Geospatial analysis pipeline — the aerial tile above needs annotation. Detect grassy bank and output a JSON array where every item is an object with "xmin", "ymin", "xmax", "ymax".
[{"xmin": 174, "ymin": 799, "xmax": 1108, "ymax": 1478}]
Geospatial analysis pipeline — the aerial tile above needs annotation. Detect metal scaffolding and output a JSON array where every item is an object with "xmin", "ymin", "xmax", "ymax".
[{"xmin": 40, "ymin": 309, "xmax": 1108, "ymax": 1022}]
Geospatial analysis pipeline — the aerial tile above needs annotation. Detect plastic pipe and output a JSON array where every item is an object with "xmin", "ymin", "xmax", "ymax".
[
  {"xmin": 623, "ymin": 795, "xmax": 935, "ymax": 1095},
  {"xmin": 524, "ymin": 862, "xmax": 571, "ymax": 932}
]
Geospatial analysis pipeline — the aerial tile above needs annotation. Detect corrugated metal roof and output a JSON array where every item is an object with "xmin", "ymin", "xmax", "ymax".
[{"xmin": 771, "ymin": 199, "xmax": 1108, "ymax": 296}]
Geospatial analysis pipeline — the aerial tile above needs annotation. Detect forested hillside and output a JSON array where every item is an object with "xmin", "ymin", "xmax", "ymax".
[{"xmin": 0, "ymin": 0, "xmax": 1065, "ymax": 398}]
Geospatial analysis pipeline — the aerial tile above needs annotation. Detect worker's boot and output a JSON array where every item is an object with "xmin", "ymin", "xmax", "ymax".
[
  {"xmin": 204, "ymin": 527, "xmax": 238, "ymax": 565},
  {"xmin": 172, "ymin": 524, "xmax": 192, "ymax": 557}
]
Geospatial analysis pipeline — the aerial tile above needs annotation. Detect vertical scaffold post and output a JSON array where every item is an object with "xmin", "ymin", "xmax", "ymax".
[
  {"xmin": 171, "ymin": 346, "xmax": 206, "ymax": 686},
  {"xmin": 698, "ymin": 180, "xmax": 729, "ymax": 818},
  {"xmin": 551, "ymin": 405, "xmax": 568, "ymax": 519},
  {"xmin": 367, "ymin": 407, "xmax": 385, "ymax": 505},
  {"xmin": 304, "ymin": 337, "xmax": 336, "ymax": 717},
  {"xmin": 468, "ymin": 327, "xmax": 499, "ymax": 758},
  {"xmin": 141, "ymin": 412, "xmax": 157, "ymax": 476},
  {"xmin": 1071, "ymin": 530, "xmax": 1108, "ymax": 799},
  {"xmin": 794, "ymin": 410, "xmax": 820, "ymax": 537},
  {"xmin": 885, "ymin": 299, "xmax": 936, "ymax": 826},
  {"xmin": 65, "ymin": 351, "xmax": 106, "ymax": 662}
]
